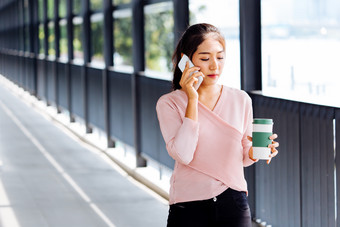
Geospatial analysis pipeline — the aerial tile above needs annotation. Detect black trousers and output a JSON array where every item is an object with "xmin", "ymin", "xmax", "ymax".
[{"xmin": 167, "ymin": 188, "xmax": 252, "ymax": 227}]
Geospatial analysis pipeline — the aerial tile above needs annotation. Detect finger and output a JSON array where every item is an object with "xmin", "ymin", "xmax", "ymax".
[
  {"xmin": 247, "ymin": 136, "xmax": 252, "ymax": 142},
  {"xmin": 191, "ymin": 70, "xmax": 204, "ymax": 78},
  {"xmin": 180, "ymin": 75, "xmax": 195, "ymax": 89},
  {"xmin": 269, "ymin": 134, "xmax": 278, "ymax": 140},
  {"xmin": 186, "ymin": 76, "xmax": 199, "ymax": 87},
  {"xmin": 269, "ymin": 149, "xmax": 278, "ymax": 158},
  {"xmin": 250, "ymin": 157, "xmax": 258, "ymax": 162},
  {"xmin": 268, "ymin": 141, "xmax": 279, "ymax": 148},
  {"xmin": 184, "ymin": 61, "xmax": 190, "ymax": 70},
  {"xmin": 266, "ymin": 158, "xmax": 272, "ymax": 164}
]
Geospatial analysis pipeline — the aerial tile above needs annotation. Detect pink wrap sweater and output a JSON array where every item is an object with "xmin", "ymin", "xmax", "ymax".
[{"xmin": 156, "ymin": 85, "xmax": 255, "ymax": 204}]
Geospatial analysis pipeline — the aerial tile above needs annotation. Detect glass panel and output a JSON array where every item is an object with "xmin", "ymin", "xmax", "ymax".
[
  {"xmin": 189, "ymin": 0, "xmax": 240, "ymax": 89},
  {"xmin": 73, "ymin": 0, "xmax": 81, "ymax": 15},
  {"xmin": 113, "ymin": 9, "xmax": 133, "ymax": 70},
  {"xmin": 59, "ymin": 0, "xmax": 67, "ymax": 18},
  {"xmin": 47, "ymin": 0, "xmax": 54, "ymax": 19},
  {"xmin": 144, "ymin": 2, "xmax": 174, "ymax": 80},
  {"xmin": 39, "ymin": 24, "xmax": 45, "ymax": 54},
  {"xmin": 114, "ymin": 0, "xmax": 131, "ymax": 5},
  {"xmin": 262, "ymin": 0, "xmax": 340, "ymax": 107},
  {"xmin": 38, "ymin": 0, "xmax": 44, "ymax": 22},
  {"xmin": 91, "ymin": 14, "xmax": 104, "ymax": 64},
  {"xmin": 59, "ymin": 21, "xmax": 68, "ymax": 60},
  {"xmin": 24, "ymin": 25, "xmax": 30, "ymax": 52},
  {"xmin": 73, "ymin": 17, "xmax": 84, "ymax": 60},
  {"xmin": 24, "ymin": 0, "xmax": 29, "ymax": 23},
  {"xmin": 91, "ymin": 0, "xmax": 103, "ymax": 11},
  {"xmin": 48, "ymin": 22, "xmax": 55, "ymax": 56}
]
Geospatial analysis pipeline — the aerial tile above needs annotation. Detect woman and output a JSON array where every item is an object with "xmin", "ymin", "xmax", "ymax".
[{"xmin": 156, "ymin": 23, "xmax": 279, "ymax": 227}]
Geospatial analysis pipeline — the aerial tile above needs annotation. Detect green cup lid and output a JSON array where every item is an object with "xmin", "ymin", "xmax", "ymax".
[{"xmin": 253, "ymin": 118, "xmax": 273, "ymax": 124}]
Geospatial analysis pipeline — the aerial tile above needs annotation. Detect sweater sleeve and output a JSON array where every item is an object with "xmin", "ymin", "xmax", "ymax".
[
  {"xmin": 156, "ymin": 97, "xmax": 199, "ymax": 165},
  {"xmin": 242, "ymin": 95, "xmax": 256, "ymax": 167}
]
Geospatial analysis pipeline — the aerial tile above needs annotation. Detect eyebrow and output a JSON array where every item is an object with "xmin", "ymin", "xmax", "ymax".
[{"xmin": 198, "ymin": 50, "xmax": 224, "ymax": 55}]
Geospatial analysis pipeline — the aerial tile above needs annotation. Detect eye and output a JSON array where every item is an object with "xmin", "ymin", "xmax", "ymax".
[
  {"xmin": 217, "ymin": 56, "xmax": 224, "ymax": 60},
  {"xmin": 200, "ymin": 58, "xmax": 209, "ymax": 61}
]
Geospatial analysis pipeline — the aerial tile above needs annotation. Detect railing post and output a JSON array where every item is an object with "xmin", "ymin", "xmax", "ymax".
[
  {"xmin": 54, "ymin": 0, "xmax": 61, "ymax": 113},
  {"xmin": 132, "ymin": 0, "xmax": 146, "ymax": 167},
  {"xmin": 103, "ymin": 0, "xmax": 115, "ymax": 147},
  {"xmin": 28, "ymin": 0, "xmax": 38, "ymax": 96},
  {"xmin": 82, "ymin": 0, "xmax": 92, "ymax": 133},
  {"xmin": 173, "ymin": 0, "xmax": 189, "ymax": 45},
  {"xmin": 240, "ymin": 0, "xmax": 262, "ymax": 92},
  {"xmin": 66, "ymin": 0, "xmax": 75, "ymax": 122}
]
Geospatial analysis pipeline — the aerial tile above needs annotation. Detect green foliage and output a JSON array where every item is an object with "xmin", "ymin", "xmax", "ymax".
[
  {"xmin": 39, "ymin": 25, "xmax": 45, "ymax": 54},
  {"xmin": 91, "ymin": 0, "xmax": 103, "ymax": 11},
  {"xmin": 145, "ymin": 9, "xmax": 174, "ymax": 72},
  {"xmin": 114, "ymin": 0, "xmax": 131, "ymax": 5},
  {"xmin": 48, "ymin": 25, "xmax": 55, "ymax": 56},
  {"xmin": 38, "ymin": 0, "xmax": 44, "ymax": 21},
  {"xmin": 73, "ymin": 24, "xmax": 83, "ymax": 58},
  {"xmin": 114, "ymin": 16, "xmax": 133, "ymax": 65},
  {"xmin": 47, "ymin": 0, "xmax": 54, "ymax": 19},
  {"xmin": 73, "ymin": 0, "xmax": 81, "ymax": 15},
  {"xmin": 59, "ymin": 0, "xmax": 67, "ymax": 18},
  {"xmin": 60, "ymin": 25, "xmax": 68, "ymax": 57},
  {"xmin": 91, "ymin": 20, "xmax": 104, "ymax": 61}
]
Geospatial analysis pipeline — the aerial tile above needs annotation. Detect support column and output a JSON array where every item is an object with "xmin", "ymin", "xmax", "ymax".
[
  {"xmin": 240, "ymin": 0, "xmax": 262, "ymax": 92},
  {"xmin": 103, "ymin": 0, "xmax": 115, "ymax": 147},
  {"xmin": 132, "ymin": 0, "xmax": 146, "ymax": 167}
]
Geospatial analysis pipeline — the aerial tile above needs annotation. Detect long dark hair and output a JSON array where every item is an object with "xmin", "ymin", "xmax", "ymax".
[{"xmin": 172, "ymin": 23, "xmax": 225, "ymax": 90}]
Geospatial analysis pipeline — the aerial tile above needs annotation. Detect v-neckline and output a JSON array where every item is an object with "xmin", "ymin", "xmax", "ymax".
[{"xmin": 198, "ymin": 85, "xmax": 224, "ymax": 113}]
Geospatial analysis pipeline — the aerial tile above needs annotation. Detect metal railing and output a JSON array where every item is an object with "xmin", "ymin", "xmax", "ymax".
[{"xmin": 1, "ymin": 51, "xmax": 340, "ymax": 226}]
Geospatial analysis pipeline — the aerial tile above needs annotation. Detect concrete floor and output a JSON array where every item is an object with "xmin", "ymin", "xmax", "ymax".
[
  {"xmin": 0, "ymin": 78, "xmax": 263, "ymax": 227},
  {"xmin": 0, "ymin": 83, "xmax": 168, "ymax": 227}
]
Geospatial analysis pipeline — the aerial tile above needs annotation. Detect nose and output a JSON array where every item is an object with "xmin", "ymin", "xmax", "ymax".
[{"xmin": 209, "ymin": 58, "xmax": 218, "ymax": 70}]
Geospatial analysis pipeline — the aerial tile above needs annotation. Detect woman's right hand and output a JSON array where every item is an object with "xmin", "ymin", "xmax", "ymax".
[{"xmin": 179, "ymin": 61, "xmax": 204, "ymax": 100}]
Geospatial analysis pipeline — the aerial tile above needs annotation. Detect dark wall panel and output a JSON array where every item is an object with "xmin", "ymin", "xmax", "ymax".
[
  {"xmin": 57, "ymin": 62, "xmax": 68, "ymax": 109},
  {"xmin": 336, "ymin": 109, "xmax": 340, "ymax": 227},
  {"xmin": 251, "ymin": 95, "xmax": 301, "ymax": 226},
  {"xmin": 36, "ymin": 59, "xmax": 45, "ymax": 100},
  {"xmin": 70, "ymin": 64, "xmax": 84, "ymax": 118},
  {"xmin": 300, "ymin": 104, "xmax": 335, "ymax": 227},
  {"xmin": 46, "ymin": 61, "xmax": 55, "ymax": 104},
  {"xmin": 87, "ymin": 67, "xmax": 104, "ymax": 131},
  {"xmin": 26, "ymin": 57, "xmax": 35, "ymax": 94},
  {"xmin": 139, "ymin": 76, "xmax": 174, "ymax": 169},
  {"xmin": 108, "ymin": 71, "xmax": 134, "ymax": 146}
]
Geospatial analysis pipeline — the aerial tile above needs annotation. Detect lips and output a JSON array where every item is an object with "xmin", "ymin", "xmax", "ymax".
[{"xmin": 207, "ymin": 74, "xmax": 218, "ymax": 78}]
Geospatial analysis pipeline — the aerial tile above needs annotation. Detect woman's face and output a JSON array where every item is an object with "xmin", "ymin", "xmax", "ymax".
[{"xmin": 191, "ymin": 35, "xmax": 225, "ymax": 87}]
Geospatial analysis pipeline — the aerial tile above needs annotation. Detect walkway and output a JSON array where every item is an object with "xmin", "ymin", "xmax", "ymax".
[{"xmin": 0, "ymin": 81, "xmax": 168, "ymax": 227}]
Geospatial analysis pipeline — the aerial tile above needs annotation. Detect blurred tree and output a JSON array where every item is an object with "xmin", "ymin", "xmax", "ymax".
[
  {"xmin": 38, "ymin": 0, "xmax": 44, "ymax": 21},
  {"xmin": 114, "ymin": 14, "xmax": 133, "ymax": 66},
  {"xmin": 59, "ymin": 0, "xmax": 67, "ymax": 18},
  {"xmin": 47, "ymin": 0, "xmax": 54, "ymax": 19},
  {"xmin": 91, "ymin": 0, "xmax": 103, "ymax": 11},
  {"xmin": 39, "ymin": 24, "xmax": 45, "ymax": 54},
  {"xmin": 73, "ymin": 0, "xmax": 81, "ymax": 15},
  {"xmin": 145, "ymin": 7, "xmax": 173, "ymax": 72},
  {"xmin": 91, "ymin": 20, "xmax": 104, "ymax": 61},
  {"xmin": 114, "ymin": 0, "xmax": 131, "ymax": 5},
  {"xmin": 48, "ymin": 24, "xmax": 55, "ymax": 56}
]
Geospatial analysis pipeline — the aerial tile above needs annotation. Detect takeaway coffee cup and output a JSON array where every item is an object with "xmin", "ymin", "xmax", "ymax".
[{"xmin": 252, "ymin": 119, "xmax": 273, "ymax": 160}]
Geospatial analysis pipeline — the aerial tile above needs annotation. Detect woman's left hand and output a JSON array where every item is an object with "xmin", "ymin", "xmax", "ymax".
[
  {"xmin": 247, "ymin": 134, "xmax": 279, "ymax": 164},
  {"xmin": 267, "ymin": 134, "xmax": 279, "ymax": 164}
]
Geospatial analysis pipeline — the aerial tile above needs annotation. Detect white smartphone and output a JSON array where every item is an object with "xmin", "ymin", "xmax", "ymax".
[{"xmin": 178, "ymin": 54, "xmax": 203, "ymax": 90}]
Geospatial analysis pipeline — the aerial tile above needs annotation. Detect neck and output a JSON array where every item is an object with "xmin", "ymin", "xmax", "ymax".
[{"xmin": 197, "ymin": 84, "xmax": 221, "ymax": 96}]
